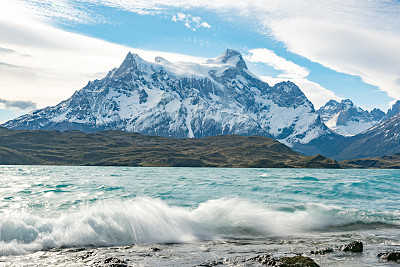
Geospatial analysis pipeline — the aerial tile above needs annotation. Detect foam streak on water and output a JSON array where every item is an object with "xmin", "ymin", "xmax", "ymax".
[{"xmin": 0, "ymin": 166, "xmax": 399, "ymax": 266}]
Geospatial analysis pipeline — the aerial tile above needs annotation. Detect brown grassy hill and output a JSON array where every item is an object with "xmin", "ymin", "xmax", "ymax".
[
  {"xmin": 0, "ymin": 127, "xmax": 340, "ymax": 168},
  {"xmin": 340, "ymin": 153, "xmax": 400, "ymax": 169}
]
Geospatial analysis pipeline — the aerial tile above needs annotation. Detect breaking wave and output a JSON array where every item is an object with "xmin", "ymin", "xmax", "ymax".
[{"xmin": 0, "ymin": 197, "xmax": 397, "ymax": 255}]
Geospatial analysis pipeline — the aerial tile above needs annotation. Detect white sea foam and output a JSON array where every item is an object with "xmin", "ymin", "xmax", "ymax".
[{"xmin": 0, "ymin": 197, "xmax": 395, "ymax": 256}]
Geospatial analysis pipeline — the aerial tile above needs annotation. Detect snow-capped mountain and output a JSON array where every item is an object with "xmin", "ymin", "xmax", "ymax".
[
  {"xmin": 327, "ymin": 112, "xmax": 400, "ymax": 160},
  {"xmin": 316, "ymin": 99, "xmax": 385, "ymax": 136},
  {"xmin": 3, "ymin": 49, "xmax": 332, "ymax": 148}
]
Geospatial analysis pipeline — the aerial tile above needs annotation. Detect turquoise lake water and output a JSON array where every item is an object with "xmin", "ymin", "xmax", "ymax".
[{"xmin": 0, "ymin": 166, "xmax": 399, "ymax": 266}]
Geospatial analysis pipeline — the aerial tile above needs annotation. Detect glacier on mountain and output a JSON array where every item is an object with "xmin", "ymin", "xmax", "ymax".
[{"xmin": 2, "ymin": 49, "xmax": 332, "ymax": 147}]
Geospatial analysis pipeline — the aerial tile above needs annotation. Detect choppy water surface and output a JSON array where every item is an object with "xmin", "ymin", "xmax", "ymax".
[{"xmin": 0, "ymin": 166, "xmax": 399, "ymax": 266}]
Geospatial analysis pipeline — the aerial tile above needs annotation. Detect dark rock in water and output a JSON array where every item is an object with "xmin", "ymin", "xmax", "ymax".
[
  {"xmin": 92, "ymin": 257, "xmax": 128, "ymax": 267},
  {"xmin": 268, "ymin": 256, "xmax": 320, "ymax": 267},
  {"xmin": 248, "ymin": 254, "xmax": 272, "ymax": 264},
  {"xmin": 197, "ymin": 257, "xmax": 246, "ymax": 266},
  {"xmin": 310, "ymin": 247, "xmax": 334, "ymax": 255},
  {"xmin": 341, "ymin": 241, "xmax": 363, "ymax": 252},
  {"xmin": 378, "ymin": 251, "xmax": 400, "ymax": 262},
  {"xmin": 196, "ymin": 260, "xmax": 224, "ymax": 266},
  {"xmin": 248, "ymin": 254, "xmax": 320, "ymax": 266},
  {"xmin": 78, "ymin": 250, "xmax": 96, "ymax": 260},
  {"xmin": 150, "ymin": 247, "xmax": 161, "ymax": 252}
]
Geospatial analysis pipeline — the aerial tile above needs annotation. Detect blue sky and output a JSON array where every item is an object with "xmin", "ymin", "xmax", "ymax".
[{"xmin": 1, "ymin": 0, "xmax": 400, "ymax": 122}]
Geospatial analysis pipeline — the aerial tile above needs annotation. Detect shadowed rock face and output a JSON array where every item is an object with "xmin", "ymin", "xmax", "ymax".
[
  {"xmin": 2, "ymin": 49, "xmax": 331, "ymax": 149},
  {"xmin": 329, "ymin": 113, "xmax": 400, "ymax": 160}
]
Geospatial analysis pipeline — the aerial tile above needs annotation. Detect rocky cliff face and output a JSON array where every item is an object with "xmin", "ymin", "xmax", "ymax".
[
  {"xmin": 3, "ymin": 49, "xmax": 332, "ymax": 148},
  {"xmin": 316, "ymin": 99, "xmax": 385, "ymax": 136}
]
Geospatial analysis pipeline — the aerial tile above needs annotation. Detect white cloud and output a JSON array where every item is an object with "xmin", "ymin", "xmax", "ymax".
[
  {"xmin": 60, "ymin": 0, "xmax": 400, "ymax": 106},
  {"xmin": 246, "ymin": 48, "xmax": 339, "ymax": 108},
  {"xmin": 0, "ymin": 0, "xmax": 205, "ymax": 109},
  {"xmin": 171, "ymin": 12, "xmax": 212, "ymax": 31},
  {"xmin": 200, "ymin": 22, "xmax": 211, "ymax": 29},
  {"xmin": 0, "ymin": 98, "xmax": 37, "ymax": 110},
  {"xmin": 271, "ymin": 17, "xmax": 400, "ymax": 102},
  {"xmin": 246, "ymin": 48, "xmax": 309, "ymax": 79},
  {"xmin": 3, "ymin": 0, "xmax": 400, "ymax": 110}
]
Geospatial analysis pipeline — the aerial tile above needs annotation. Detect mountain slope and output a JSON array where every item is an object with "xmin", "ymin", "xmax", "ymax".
[
  {"xmin": 336, "ymin": 113, "xmax": 400, "ymax": 159},
  {"xmin": 316, "ymin": 113, "xmax": 400, "ymax": 160},
  {"xmin": 3, "ymin": 49, "xmax": 332, "ymax": 148},
  {"xmin": 0, "ymin": 127, "xmax": 340, "ymax": 168},
  {"xmin": 340, "ymin": 153, "xmax": 400, "ymax": 169},
  {"xmin": 316, "ymin": 99, "xmax": 385, "ymax": 136}
]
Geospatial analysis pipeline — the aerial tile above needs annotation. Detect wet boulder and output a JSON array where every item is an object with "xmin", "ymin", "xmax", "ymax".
[
  {"xmin": 378, "ymin": 251, "xmax": 400, "ymax": 262},
  {"xmin": 341, "ymin": 241, "xmax": 363, "ymax": 252},
  {"xmin": 249, "ymin": 254, "xmax": 320, "ymax": 266},
  {"xmin": 310, "ymin": 248, "xmax": 334, "ymax": 255}
]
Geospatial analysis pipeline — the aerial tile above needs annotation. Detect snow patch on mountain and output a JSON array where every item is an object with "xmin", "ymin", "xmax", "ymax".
[{"xmin": 317, "ymin": 99, "xmax": 385, "ymax": 136}]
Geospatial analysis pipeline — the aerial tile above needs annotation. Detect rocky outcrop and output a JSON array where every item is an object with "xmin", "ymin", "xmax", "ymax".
[
  {"xmin": 92, "ymin": 257, "xmax": 128, "ymax": 267},
  {"xmin": 341, "ymin": 241, "xmax": 363, "ymax": 252},
  {"xmin": 249, "ymin": 254, "xmax": 320, "ymax": 266},
  {"xmin": 378, "ymin": 251, "xmax": 400, "ymax": 262},
  {"xmin": 310, "ymin": 248, "xmax": 334, "ymax": 255}
]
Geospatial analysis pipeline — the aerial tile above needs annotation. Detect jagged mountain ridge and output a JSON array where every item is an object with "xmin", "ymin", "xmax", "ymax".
[
  {"xmin": 316, "ymin": 99, "xmax": 385, "ymax": 136},
  {"xmin": 2, "ymin": 49, "xmax": 332, "ymax": 147},
  {"xmin": 386, "ymin": 100, "xmax": 400, "ymax": 119}
]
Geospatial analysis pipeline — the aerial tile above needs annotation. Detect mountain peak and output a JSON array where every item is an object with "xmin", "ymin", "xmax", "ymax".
[
  {"xmin": 121, "ymin": 52, "xmax": 142, "ymax": 64},
  {"xmin": 2, "ymin": 49, "xmax": 328, "ymax": 149},
  {"xmin": 154, "ymin": 56, "xmax": 169, "ymax": 64},
  {"xmin": 220, "ymin": 49, "xmax": 241, "ymax": 61},
  {"xmin": 112, "ymin": 52, "xmax": 145, "ymax": 76},
  {"xmin": 322, "ymin": 99, "xmax": 354, "ymax": 110},
  {"xmin": 341, "ymin": 99, "xmax": 354, "ymax": 107},
  {"xmin": 317, "ymin": 98, "xmax": 385, "ymax": 137},
  {"xmin": 387, "ymin": 100, "xmax": 400, "ymax": 118},
  {"xmin": 207, "ymin": 49, "xmax": 247, "ymax": 69}
]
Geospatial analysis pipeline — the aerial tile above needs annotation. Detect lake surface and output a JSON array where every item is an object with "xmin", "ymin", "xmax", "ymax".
[{"xmin": 0, "ymin": 166, "xmax": 399, "ymax": 266}]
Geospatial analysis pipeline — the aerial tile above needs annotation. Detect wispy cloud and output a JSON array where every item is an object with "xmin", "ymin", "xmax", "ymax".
[
  {"xmin": 0, "ymin": 98, "xmax": 37, "ymax": 110},
  {"xmin": 12, "ymin": 0, "xmax": 105, "ymax": 25},
  {"xmin": 246, "ymin": 48, "xmax": 340, "ymax": 108},
  {"xmin": 246, "ymin": 48, "xmax": 309, "ymax": 79},
  {"xmin": 0, "ymin": 47, "xmax": 16, "ymax": 54},
  {"xmin": 3, "ymin": 0, "xmax": 400, "ymax": 110},
  {"xmin": 0, "ymin": 62, "xmax": 22, "ymax": 68},
  {"xmin": 172, "ymin": 13, "xmax": 211, "ymax": 31}
]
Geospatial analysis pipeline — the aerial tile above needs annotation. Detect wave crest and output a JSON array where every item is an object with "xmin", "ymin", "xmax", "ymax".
[{"xmin": 0, "ymin": 197, "xmax": 396, "ymax": 255}]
